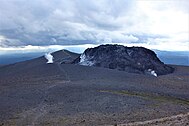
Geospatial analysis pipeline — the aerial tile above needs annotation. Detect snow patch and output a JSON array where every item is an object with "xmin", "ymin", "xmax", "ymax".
[
  {"xmin": 45, "ymin": 53, "xmax": 54, "ymax": 63},
  {"xmin": 79, "ymin": 54, "xmax": 94, "ymax": 66}
]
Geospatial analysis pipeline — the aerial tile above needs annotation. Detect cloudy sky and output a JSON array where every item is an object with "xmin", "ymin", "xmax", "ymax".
[{"xmin": 0, "ymin": 0, "xmax": 188, "ymax": 51}]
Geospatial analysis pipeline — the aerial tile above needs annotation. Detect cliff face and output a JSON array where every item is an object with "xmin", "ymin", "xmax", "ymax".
[{"xmin": 75, "ymin": 45, "xmax": 174, "ymax": 76}]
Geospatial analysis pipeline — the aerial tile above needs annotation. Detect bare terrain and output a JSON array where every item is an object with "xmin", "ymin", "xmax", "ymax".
[{"xmin": 0, "ymin": 50, "xmax": 189, "ymax": 126}]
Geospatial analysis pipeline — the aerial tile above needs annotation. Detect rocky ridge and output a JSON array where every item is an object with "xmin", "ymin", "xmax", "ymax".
[{"xmin": 74, "ymin": 44, "xmax": 174, "ymax": 76}]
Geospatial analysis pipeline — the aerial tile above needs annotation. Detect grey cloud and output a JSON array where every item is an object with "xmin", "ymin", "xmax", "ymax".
[
  {"xmin": 0, "ymin": 0, "xmax": 138, "ymax": 46},
  {"xmin": 0, "ymin": 0, "xmax": 188, "ymax": 48}
]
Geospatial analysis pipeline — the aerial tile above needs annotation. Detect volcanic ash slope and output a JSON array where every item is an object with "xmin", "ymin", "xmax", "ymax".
[{"xmin": 0, "ymin": 46, "xmax": 188, "ymax": 126}]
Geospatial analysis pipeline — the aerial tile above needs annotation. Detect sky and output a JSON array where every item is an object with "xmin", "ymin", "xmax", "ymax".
[{"xmin": 0, "ymin": 0, "xmax": 189, "ymax": 52}]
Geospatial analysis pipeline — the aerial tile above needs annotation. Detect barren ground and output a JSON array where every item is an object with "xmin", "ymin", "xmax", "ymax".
[{"xmin": 0, "ymin": 50, "xmax": 188, "ymax": 126}]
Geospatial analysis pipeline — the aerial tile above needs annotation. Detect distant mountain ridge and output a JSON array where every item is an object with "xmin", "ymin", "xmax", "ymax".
[{"xmin": 74, "ymin": 45, "xmax": 174, "ymax": 76}]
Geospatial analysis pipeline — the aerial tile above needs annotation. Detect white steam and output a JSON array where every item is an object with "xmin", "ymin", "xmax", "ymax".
[
  {"xmin": 151, "ymin": 70, "xmax": 157, "ymax": 77},
  {"xmin": 44, "ymin": 53, "xmax": 54, "ymax": 64},
  {"xmin": 148, "ymin": 69, "xmax": 158, "ymax": 77}
]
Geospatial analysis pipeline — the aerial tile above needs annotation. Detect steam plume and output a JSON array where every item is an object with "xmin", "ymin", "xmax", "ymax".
[
  {"xmin": 44, "ymin": 53, "xmax": 53, "ymax": 63},
  {"xmin": 151, "ymin": 70, "xmax": 157, "ymax": 77},
  {"xmin": 148, "ymin": 69, "xmax": 158, "ymax": 77}
]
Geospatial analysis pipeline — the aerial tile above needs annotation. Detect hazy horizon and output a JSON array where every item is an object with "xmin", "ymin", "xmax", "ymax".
[{"xmin": 0, "ymin": 44, "xmax": 188, "ymax": 66}]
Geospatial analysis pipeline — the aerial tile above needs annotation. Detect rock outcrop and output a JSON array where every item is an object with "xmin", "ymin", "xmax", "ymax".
[{"xmin": 74, "ymin": 44, "xmax": 174, "ymax": 76}]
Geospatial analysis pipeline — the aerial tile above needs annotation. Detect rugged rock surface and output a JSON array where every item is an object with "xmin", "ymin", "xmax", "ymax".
[{"xmin": 74, "ymin": 44, "xmax": 174, "ymax": 76}]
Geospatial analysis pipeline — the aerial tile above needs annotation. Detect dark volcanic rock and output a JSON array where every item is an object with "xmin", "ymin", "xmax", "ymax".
[{"xmin": 74, "ymin": 44, "xmax": 174, "ymax": 76}]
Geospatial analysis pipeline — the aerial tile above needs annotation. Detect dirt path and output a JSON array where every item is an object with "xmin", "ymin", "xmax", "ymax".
[{"xmin": 117, "ymin": 112, "xmax": 189, "ymax": 126}]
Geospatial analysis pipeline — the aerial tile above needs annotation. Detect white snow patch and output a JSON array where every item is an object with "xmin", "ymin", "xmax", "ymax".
[
  {"xmin": 45, "ymin": 53, "xmax": 54, "ymax": 64},
  {"xmin": 79, "ymin": 54, "xmax": 94, "ymax": 66}
]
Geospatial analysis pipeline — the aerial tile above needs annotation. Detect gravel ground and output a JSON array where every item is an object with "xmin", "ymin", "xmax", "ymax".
[
  {"xmin": 118, "ymin": 112, "xmax": 189, "ymax": 126},
  {"xmin": 0, "ymin": 51, "xmax": 188, "ymax": 126}
]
